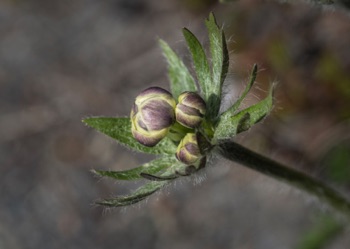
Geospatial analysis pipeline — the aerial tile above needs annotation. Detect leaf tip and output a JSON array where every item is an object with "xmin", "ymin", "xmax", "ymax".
[
  {"xmin": 81, "ymin": 116, "xmax": 100, "ymax": 127},
  {"xmin": 94, "ymin": 199, "xmax": 115, "ymax": 207},
  {"xmin": 207, "ymin": 12, "xmax": 217, "ymax": 24},
  {"xmin": 252, "ymin": 63, "xmax": 258, "ymax": 75},
  {"xmin": 90, "ymin": 169, "xmax": 101, "ymax": 176},
  {"xmin": 81, "ymin": 117, "xmax": 89, "ymax": 125},
  {"xmin": 270, "ymin": 81, "xmax": 278, "ymax": 96},
  {"xmin": 182, "ymin": 27, "xmax": 193, "ymax": 36},
  {"xmin": 82, "ymin": 117, "xmax": 96, "ymax": 129},
  {"xmin": 158, "ymin": 38, "xmax": 166, "ymax": 47}
]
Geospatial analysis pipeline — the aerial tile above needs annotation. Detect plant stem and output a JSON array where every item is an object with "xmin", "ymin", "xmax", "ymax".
[{"xmin": 217, "ymin": 141, "xmax": 350, "ymax": 218}]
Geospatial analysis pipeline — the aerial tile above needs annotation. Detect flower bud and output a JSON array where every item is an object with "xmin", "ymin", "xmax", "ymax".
[
  {"xmin": 176, "ymin": 133, "xmax": 201, "ymax": 165},
  {"xmin": 175, "ymin": 92, "xmax": 206, "ymax": 129},
  {"xmin": 131, "ymin": 87, "xmax": 176, "ymax": 147}
]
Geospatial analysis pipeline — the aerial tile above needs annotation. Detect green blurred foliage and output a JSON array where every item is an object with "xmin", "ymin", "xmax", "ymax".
[
  {"xmin": 297, "ymin": 215, "xmax": 344, "ymax": 249},
  {"xmin": 316, "ymin": 53, "xmax": 350, "ymax": 99},
  {"xmin": 322, "ymin": 141, "xmax": 350, "ymax": 184}
]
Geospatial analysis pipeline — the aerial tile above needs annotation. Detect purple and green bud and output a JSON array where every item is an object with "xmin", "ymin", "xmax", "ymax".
[
  {"xmin": 175, "ymin": 92, "xmax": 206, "ymax": 129},
  {"xmin": 176, "ymin": 133, "xmax": 201, "ymax": 165},
  {"xmin": 131, "ymin": 87, "xmax": 176, "ymax": 147}
]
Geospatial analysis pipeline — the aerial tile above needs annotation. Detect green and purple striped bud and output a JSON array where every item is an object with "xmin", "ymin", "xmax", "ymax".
[
  {"xmin": 175, "ymin": 92, "xmax": 206, "ymax": 129},
  {"xmin": 131, "ymin": 87, "xmax": 176, "ymax": 147},
  {"xmin": 176, "ymin": 133, "xmax": 201, "ymax": 165}
]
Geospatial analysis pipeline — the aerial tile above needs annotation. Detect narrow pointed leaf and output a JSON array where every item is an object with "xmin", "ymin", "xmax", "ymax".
[
  {"xmin": 140, "ymin": 172, "xmax": 178, "ymax": 181},
  {"xmin": 214, "ymin": 83, "xmax": 275, "ymax": 141},
  {"xmin": 221, "ymin": 64, "xmax": 258, "ymax": 119},
  {"xmin": 182, "ymin": 28, "xmax": 212, "ymax": 102},
  {"xmin": 205, "ymin": 12, "xmax": 229, "ymax": 116},
  {"xmin": 92, "ymin": 156, "xmax": 177, "ymax": 181},
  {"xmin": 96, "ymin": 181, "xmax": 169, "ymax": 207},
  {"xmin": 159, "ymin": 39, "xmax": 197, "ymax": 99},
  {"xmin": 83, "ymin": 117, "xmax": 176, "ymax": 155}
]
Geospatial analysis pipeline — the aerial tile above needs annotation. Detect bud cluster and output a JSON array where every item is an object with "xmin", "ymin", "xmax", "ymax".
[{"xmin": 131, "ymin": 86, "xmax": 207, "ymax": 166}]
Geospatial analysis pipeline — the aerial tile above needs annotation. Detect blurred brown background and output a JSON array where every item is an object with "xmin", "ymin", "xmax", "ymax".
[{"xmin": 1, "ymin": 0, "xmax": 350, "ymax": 248}]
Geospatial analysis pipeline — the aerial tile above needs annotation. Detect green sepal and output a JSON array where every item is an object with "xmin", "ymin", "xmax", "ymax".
[
  {"xmin": 182, "ymin": 28, "xmax": 212, "ymax": 102},
  {"xmin": 82, "ymin": 117, "xmax": 177, "ymax": 155},
  {"xmin": 91, "ymin": 156, "xmax": 177, "ymax": 181},
  {"xmin": 214, "ymin": 82, "xmax": 275, "ymax": 141},
  {"xmin": 96, "ymin": 181, "xmax": 169, "ymax": 207},
  {"xmin": 159, "ymin": 39, "xmax": 197, "ymax": 99},
  {"xmin": 205, "ymin": 13, "xmax": 229, "ymax": 118}
]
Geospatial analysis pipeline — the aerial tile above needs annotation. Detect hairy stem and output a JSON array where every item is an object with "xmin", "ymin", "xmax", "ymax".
[{"xmin": 218, "ymin": 141, "xmax": 350, "ymax": 218}]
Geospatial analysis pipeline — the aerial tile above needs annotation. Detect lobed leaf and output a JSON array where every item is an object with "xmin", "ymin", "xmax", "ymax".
[
  {"xmin": 95, "ymin": 160, "xmax": 186, "ymax": 207},
  {"xmin": 92, "ymin": 156, "xmax": 177, "ymax": 181},
  {"xmin": 159, "ymin": 39, "xmax": 197, "ymax": 99},
  {"xmin": 140, "ymin": 160, "xmax": 189, "ymax": 181},
  {"xmin": 220, "ymin": 64, "xmax": 258, "ymax": 119},
  {"xmin": 96, "ymin": 181, "xmax": 169, "ymax": 207},
  {"xmin": 205, "ymin": 13, "xmax": 229, "ymax": 118},
  {"xmin": 214, "ymin": 82, "xmax": 275, "ymax": 141},
  {"xmin": 83, "ymin": 117, "xmax": 177, "ymax": 155},
  {"xmin": 182, "ymin": 28, "xmax": 212, "ymax": 102}
]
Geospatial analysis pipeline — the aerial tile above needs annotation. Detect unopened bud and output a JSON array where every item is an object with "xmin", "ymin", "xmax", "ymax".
[
  {"xmin": 176, "ymin": 133, "xmax": 201, "ymax": 165},
  {"xmin": 131, "ymin": 87, "xmax": 176, "ymax": 147},
  {"xmin": 175, "ymin": 92, "xmax": 206, "ymax": 129}
]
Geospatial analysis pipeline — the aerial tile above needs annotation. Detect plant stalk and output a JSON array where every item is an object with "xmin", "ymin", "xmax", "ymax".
[{"xmin": 218, "ymin": 141, "xmax": 350, "ymax": 218}]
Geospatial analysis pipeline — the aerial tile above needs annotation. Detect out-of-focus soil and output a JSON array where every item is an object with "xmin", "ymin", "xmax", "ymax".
[{"xmin": 1, "ymin": 0, "xmax": 349, "ymax": 248}]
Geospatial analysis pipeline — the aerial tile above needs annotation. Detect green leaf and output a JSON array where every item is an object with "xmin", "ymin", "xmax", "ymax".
[
  {"xmin": 182, "ymin": 28, "xmax": 212, "ymax": 102},
  {"xmin": 140, "ymin": 160, "xmax": 188, "ymax": 181},
  {"xmin": 140, "ymin": 156, "xmax": 206, "ymax": 181},
  {"xmin": 205, "ymin": 13, "xmax": 229, "ymax": 117},
  {"xmin": 95, "ymin": 159, "xmax": 185, "ymax": 207},
  {"xmin": 140, "ymin": 172, "xmax": 178, "ymax": 181},
  {"xmin": 96, "ymin": 181, "xmax": 169, "ymax": 207},
  {"xmin": 214, "ymin": 83, "xmax": 275, "ymax": 141},
  {"xmin": 92, "ymin": 156, "xmax": 177, "ymax": 181},
  {"xmin": 159, "ymin": 39, "xmax": 197, "ymax": 99},
  {"xmin": 83, "ymin": 117, "xmax": 176, "ymax": 155},
  {"xmin": 220, "ymin": 64, "xmax": 258, "ymax": 118}
]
